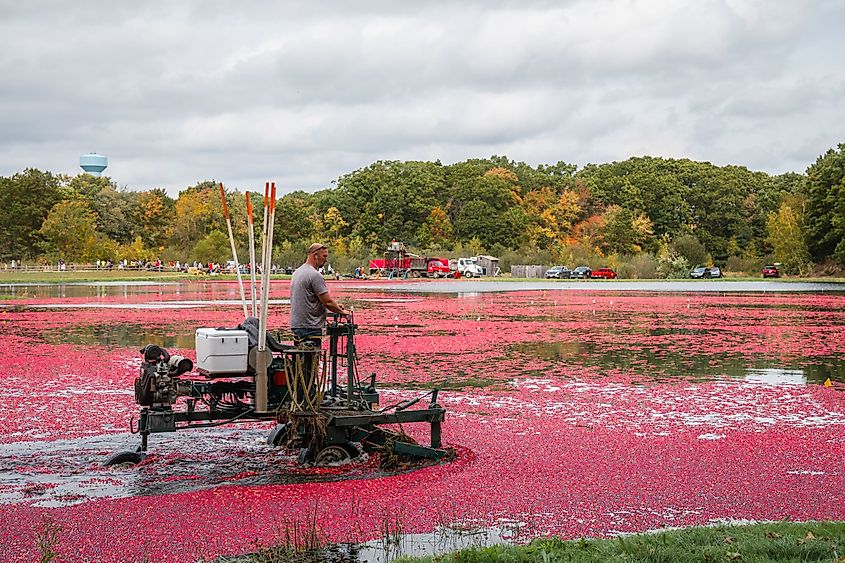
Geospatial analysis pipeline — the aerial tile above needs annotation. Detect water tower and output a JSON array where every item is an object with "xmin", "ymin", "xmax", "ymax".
[{"xmin": 79, "ymin": 153, "xmax": 108, "ymax": 176}]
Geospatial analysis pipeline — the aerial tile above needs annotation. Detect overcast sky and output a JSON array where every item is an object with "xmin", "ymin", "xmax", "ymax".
[{"xmin": 1, "ymin": 0, "xmax": 843, "ymax": 195}]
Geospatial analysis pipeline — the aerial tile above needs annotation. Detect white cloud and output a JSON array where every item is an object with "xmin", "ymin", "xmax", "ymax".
[{"xmin": 0, "ymin": 0, "xmax": 843, "ymax": 195}]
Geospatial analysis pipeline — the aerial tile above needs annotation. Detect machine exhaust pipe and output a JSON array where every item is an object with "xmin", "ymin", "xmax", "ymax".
[{"xmin": 168, "ymin": 355, "xmax": 193, "ymax": 376}]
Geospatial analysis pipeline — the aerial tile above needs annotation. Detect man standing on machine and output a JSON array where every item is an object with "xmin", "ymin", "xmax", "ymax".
[{"xmin": 290, "ymin": 243, "xmax": 350, "ymax": 346}]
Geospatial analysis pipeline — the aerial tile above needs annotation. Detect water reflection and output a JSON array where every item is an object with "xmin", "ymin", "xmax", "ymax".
[
  {"xmin": 744, "ymin": 368, "xmax": 807, "ymax": 385},
  {"xmin": 42, "ymin": 324, "xmax": 197, "ymax": 349},
  {"xmin": 40, "ymin": 324, "xmax": 294, "ymax": 349},
  {"xmin": 353, "ymin": 522, "xmax": 521, "ymax": 563},
  {"xmin": 16, "ymin": 299, "xmax": 289, "ymax": 310},
  {"xmin": 513, "ymin": 340, "xmax": 845, "ymax": 385},
  {"xmin": 0, "ymin": 282, "xmax": 178, "ymax": 299},
  {"xmin": 361, "ymin": 280, "xmax": 845, "ymax": 294},
  {"xmin": 0, "ymin": 281, "xmax": 250, "ymax": 300}
]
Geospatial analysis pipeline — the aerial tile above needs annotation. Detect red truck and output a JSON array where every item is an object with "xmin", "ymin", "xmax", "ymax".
[{"xmin": 368, "ymin": 256, "xmax": 451, "ymax": 278}]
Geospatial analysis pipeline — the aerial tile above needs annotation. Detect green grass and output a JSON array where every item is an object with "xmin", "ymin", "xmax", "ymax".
[
  {"xmin": 496, "ymin": 275, "xmax": 845, "ymax": 284},
  {"xmin": 0, "ymin": 270, "xmax": 188, "ymax": 283},
  {"xmin": 0, "ymin": 269, "xmax": 841, "ymax": 285},
  {"xmin": 395, "ymin": 521, "xmax": 845, "ymax": 563}
]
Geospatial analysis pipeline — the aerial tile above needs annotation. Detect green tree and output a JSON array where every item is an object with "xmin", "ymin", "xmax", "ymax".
[
  {"xmin": 192, "ymin": 230, "xmax": 231, "ymax": 264},
  {"xmin": 331, "ymin": 160, "xmax": 444, "ymax": 247},
  {"xmin": 455, "ymin": 199, "xmax": 496, "ymax": 245},
  {"xmin": 492, "ymin": 206, "xmax": 529, "ymax": 248},
  {"xmin": 134, "ymin": 188, "xmax": 174, "ymax": 250},
  {"xmin": 805, "ymin": 144, "xmax": 845, "ymax": 264},
  {"xmin": 275, "ymin": 192, "xmax": 318, "ymax": 244},
  {"xmin": 38, "ymin": 200, "xmax": 105, "ymax": 261},
  {"xmin": 631, "ymin": 212, "xmax": 657, "ymax": 253},
  {"xmin": 657, "ymin": 235, "xmax": 691, "ymax": 278},
  {"xmin": 576, "ymin": 156, "xmax": 771, "ymax": 259},
  {"xmin": 767, "ymin": 202, "xmax": 812, "ymax": 274},
  {"xmin": 322, "ymin": 206, "xmax": 348, "ymax": 239},
  {"xmin": 0, "ymin": 169, "xmax": 65, "ymax": 260},
  {"xmin": 119, "ymin": 236, "xmax": 156, "ymax": 262},
  {"xmin": 67, "ymin": 174, "xmax": 137, "ymax": 244},
  {"xmin": 417, "ymin": 206, "xmax": 454, "ymax": 249},
  {"xmin": 603, "ymin": 206, "xmax": 638, "ymax": 254},
  {"xmin": 671, "ymin": 234, "xmax": 709, "ymax": 267},
  {"xmin": 168, "ymin": 183, "xmax": 226, "ymax": 250}
]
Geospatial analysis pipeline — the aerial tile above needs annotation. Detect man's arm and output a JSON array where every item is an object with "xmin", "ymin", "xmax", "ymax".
[{"xmin": 318, "ymin": 291, "xmax": 350, "ymax": 317}]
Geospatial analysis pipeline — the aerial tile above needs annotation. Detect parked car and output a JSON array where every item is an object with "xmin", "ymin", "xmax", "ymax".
[
  {"xmin": 762, "ymin": 265, "xmax": 780, "ymax": 278},
  {"xmin": 590, "ymin": 267, "xmax": 617, "ymax": 279},
  {"xmin": 571, "ymin": 266, "xmax": 592, "ymax": 279},
  {"xmin": 690, "ymin": 266, "xmax": 723, "ymax": 279},
  {"xmin": 545, "ymin": 265, "xmax": 571, "ymax": 279}
]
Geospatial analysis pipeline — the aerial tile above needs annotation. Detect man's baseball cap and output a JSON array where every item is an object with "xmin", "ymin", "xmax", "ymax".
[{"xmin": 308, "ymin": 243, "xmax": 328, "ymax": 254}]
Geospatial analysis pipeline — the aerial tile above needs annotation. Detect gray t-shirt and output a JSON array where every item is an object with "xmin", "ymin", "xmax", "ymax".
[{"xmin": 290, "ymin": 263, "xmax": 329, "ymax": 329}]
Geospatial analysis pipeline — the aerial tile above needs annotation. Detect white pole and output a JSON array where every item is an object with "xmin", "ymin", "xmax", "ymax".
[
  {"xmin": 219, "ymin": 183, "xmax": 248, "ymax": 319},
  {"xmin": 246, "ymin": 192, "xmax": 258, "ymax": 317},
  {"xmin": 260, "ymin": 182, "xmax": 269, "ymax": 290},
  {"xmin": 260, "ymin": 183, "xmax": 277, "ymax": 340},
  {"xmin": 258, "ymin": 182, "xmax": 276, "ymax": 350},
  {"xmin": 254, "ymin": 181, "xmax": 276, "ymax": 413}
]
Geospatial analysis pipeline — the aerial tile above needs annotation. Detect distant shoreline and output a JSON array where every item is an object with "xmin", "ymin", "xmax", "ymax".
[{"xmin": 0, "ymin": 270, "xmax": 842, "ymax": 286}]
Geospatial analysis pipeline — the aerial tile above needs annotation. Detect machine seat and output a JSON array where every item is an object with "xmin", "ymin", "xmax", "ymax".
[{"xmin": 236, "ymin": 317, "xmax": 296, "ymax": 353}]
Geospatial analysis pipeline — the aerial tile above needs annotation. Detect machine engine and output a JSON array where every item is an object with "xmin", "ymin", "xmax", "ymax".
[{"xmin": 134, "ymin": 344, "xmax": 193, "ymax": 406}]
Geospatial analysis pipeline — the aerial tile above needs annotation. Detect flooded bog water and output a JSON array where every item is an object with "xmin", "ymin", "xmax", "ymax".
[
  {"xmin": 2, "ymin": 281, "xmax": 845, "ymax": 562},
  {"xmin": 0, "ymin": 427, "xmax": 404, "ymax": 507}
]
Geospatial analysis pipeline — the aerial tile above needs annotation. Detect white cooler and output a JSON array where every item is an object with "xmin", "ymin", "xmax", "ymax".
[{"xmin": 195, "ymin": 328, "xmax": 249, "ymax": 375}]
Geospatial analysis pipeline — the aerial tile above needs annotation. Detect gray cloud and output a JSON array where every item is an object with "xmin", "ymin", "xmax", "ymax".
[{"xmin": 1, "ymin": 0, "xmax": 843, "ymax": 195}]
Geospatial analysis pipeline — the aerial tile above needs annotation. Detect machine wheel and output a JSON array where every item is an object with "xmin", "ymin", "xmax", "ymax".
[
  {"xmin": 464, "ymin": 272, "xmax": 473, "ymax": 278},
  {"xmin": 313, "ymin": 445, "xmax": 351, "ymax": 465},
  {"xmin": 104, "ymin": 450, "xmax": 146, "ymax": 466},
  {"xmin": 267, "ymin": 423, "xmax": 291, "ymax": 447}
]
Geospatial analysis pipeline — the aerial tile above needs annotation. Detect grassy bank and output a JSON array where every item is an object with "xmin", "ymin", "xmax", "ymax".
[
  {"xmin": 0, "ymin": 270, "xmax": 292, "ymax": 283},
  {"xmin": 216, "ymin": 521, "xmax": 845, "ymax": 562},
  {"xmin": 0, "ymin": 270, "xmax": 191, "ymax": 283},
  {"xmin": 0, "ymin": 270, "xmax": 843, "ymax": 285},
  {"xmin": 393, "ymin": 521, "xmax": 845, "ymax": 563},
  {"xmin": 490, "ymin": 274, "xmax": 845, "ymax": 283}
]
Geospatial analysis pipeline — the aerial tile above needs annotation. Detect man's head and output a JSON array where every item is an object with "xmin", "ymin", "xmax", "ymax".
[{"xmin": 306, "ymin": 243, "xmax": 328, "ymax": 268}]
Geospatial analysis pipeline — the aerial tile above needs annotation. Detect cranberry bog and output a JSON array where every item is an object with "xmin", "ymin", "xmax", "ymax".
[{"xmin": 1, "ymin": 279, "xmax": 844, "ymax": 561}]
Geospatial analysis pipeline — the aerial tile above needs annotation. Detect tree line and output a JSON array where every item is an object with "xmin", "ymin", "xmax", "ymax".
[{"xmin": 1, "ymin": 144, "xmax": 843, "ymax": 276}]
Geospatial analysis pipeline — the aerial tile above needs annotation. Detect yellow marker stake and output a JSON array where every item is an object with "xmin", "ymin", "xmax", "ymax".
[{"xmin": 824, "ymin": 378, "xmax": 832, "ymax": 387}]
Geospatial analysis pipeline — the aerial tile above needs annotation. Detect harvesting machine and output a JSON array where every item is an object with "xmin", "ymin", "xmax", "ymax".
[
  {"xmin": 106, "ymin": 182, "xmax": 447, "ymax": 467},
  {"xmin": 106, "ymin": 315, "xmax": 447, "ymax": 466}
]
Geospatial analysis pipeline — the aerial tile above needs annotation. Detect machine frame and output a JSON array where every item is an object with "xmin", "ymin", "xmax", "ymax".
[{"xmin": 108, "ymin": 315, "xmax": 446, "ymax": 466}]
